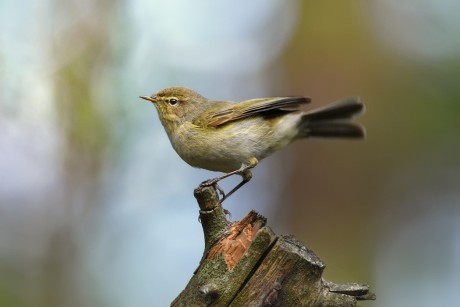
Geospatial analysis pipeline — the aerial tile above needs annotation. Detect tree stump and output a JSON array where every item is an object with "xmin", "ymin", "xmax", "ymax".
[{"xmin": 171, "ymin": 186, "xmax": 375, "ymax": 306}]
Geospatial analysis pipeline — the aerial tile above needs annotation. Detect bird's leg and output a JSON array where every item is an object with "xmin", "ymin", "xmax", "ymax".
[
  {"xmin": 220, "ymin": 169, "xmax": 252, "ymax": 203},
  {"xmin": 200, "ymin": 158, "xmax": 258, "ymax": 202}
]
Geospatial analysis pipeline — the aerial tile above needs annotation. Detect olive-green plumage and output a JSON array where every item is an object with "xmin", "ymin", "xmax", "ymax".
[{"xmin": 140, "ymin": 86, "xmax": 365, "ymax": 201}]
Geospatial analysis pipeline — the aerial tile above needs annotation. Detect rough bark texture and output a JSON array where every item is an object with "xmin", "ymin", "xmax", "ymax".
[{"xmin": 171, "ymin": 186, "xmax": 375, "ymax": 306}]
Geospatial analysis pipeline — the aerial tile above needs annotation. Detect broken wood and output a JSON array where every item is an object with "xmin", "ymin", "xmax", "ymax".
[{"xmin": 171, "ymin": 186, "xmax": 375, "ymax": 306}]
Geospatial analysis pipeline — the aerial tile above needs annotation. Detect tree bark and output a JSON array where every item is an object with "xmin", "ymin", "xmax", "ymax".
[{"xmin": 171, "ymin": 186, "xmax": 375, "ymax": 306}]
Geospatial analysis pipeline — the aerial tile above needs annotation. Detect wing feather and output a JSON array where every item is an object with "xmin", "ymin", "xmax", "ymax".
[{"xmin": 204, "ymin": 96, "xmax": 310, "ymax": 127}]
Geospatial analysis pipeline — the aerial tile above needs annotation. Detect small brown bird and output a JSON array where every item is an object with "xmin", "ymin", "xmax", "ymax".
[{"xmin": 140, "ymin": 87, "xmax": 365, "ymax": 201}]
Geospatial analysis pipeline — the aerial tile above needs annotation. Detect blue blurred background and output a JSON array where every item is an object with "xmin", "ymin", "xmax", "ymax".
[{"xmin": 1, "ymin": 1, "xmax": 459, "ymax": 306}]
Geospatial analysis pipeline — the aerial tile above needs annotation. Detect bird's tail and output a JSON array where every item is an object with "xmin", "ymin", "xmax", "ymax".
[{"xmin": 298, "ymin": 97, "xmax": 365, "ymax": 138}]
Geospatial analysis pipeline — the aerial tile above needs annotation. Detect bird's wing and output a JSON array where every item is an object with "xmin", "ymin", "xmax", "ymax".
[{"xmin": 199, "ymin": 96, "xmax": 310, "ymax": 128}]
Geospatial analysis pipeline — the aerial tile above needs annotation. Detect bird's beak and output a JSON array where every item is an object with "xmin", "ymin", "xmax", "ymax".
[{"xmin": 140, "ymin": 95, "xmax": 157, "ymax": 103}]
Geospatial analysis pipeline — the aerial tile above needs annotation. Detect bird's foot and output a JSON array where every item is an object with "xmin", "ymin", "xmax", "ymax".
[{"xmin": 199, "ymin": 179, "xmax": 226, "ymax": 199}]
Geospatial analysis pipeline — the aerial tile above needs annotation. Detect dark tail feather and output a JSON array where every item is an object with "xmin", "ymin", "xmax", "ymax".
[
  {"xmin": 302, "ymin": 97, "xmax": 364, "ymax": 121},
  {"xmin": 299, "ymin": 97, "xmax": 365, "ymax": 138}
]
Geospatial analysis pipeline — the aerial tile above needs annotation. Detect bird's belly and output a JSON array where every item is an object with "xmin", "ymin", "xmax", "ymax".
[
  {"xmin": 170, "ymin": 116, "xmax": 299, "ymax": 173},
  {"xmin": 174, "ymin": 134, "xmax": 260, "ymax": 173}
]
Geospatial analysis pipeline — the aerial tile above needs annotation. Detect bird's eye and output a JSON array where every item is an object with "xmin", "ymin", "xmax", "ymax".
[{"xmin": 169, "ymin": 98, "xmax": 178, "ymax": 106}]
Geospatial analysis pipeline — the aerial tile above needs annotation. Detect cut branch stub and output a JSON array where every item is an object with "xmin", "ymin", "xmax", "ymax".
[{"xmin": 172, "ymin": 184, "xmax": 375, "ymax": 306}]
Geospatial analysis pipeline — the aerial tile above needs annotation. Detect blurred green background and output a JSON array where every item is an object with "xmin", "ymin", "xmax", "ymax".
[{"xmin": 1, "ymin": 1, "xmax": 459, "ymax": 306}]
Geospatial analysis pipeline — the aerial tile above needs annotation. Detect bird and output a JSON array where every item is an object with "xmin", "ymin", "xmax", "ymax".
[{"xmin": 140, "ymin": 86, "xmax": 365, "ymax": 202}]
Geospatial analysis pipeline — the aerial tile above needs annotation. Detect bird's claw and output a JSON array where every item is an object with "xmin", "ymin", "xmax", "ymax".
[
  {"xmin": 199, "ymin": 179, "xmax": 226, "ymax": 200},
  {"xmin": 199, "ymin": 179, "xmax": 215, "ymax": 188},
  {"xmin": 224, "ymin": 208, "xmax": 232, "ymax": 219}
]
